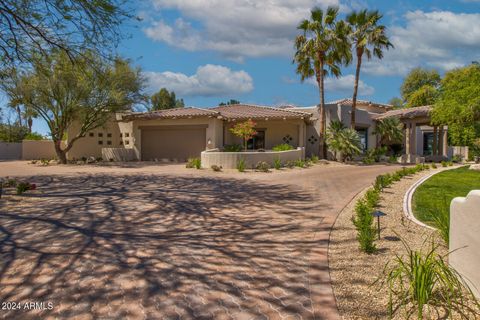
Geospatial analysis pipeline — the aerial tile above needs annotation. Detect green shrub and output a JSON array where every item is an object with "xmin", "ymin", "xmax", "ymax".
[
  {"xmin": 211, "ymin": 165, "xmax": 222, "ymax": 172},
  {"xmin": 365, "ymin": 188, "xmax": 380, "ymax": 208},
  {"xmin": 273, "ymin": 157, "xmax": 282, "ymax": 170},
  {"xmin": 186, "ymin": 157, "xmax": 201, "ymax": 169},
  {"xmin": 3, "ymin": 178, "xmax": 17, "ymax": 188},
  {"xmin": 223, "ymin": 144, "xmax": 243, "ymax": 152},
  {"xmin": 352, "ymin": 199, "xmax": 377, "ymax": 253},
  {"xmin": 363, "ymin": 154, "xmax": 375, "ymax": 164},
  {"xmin": 441, "ymin": 161, "xmax": 447, "ymax": 167},
  {"xmin": 431, "ymin": 163, "xmax": 437, "ymax": 169},
  {"xmin": 374, "ymin": 174, "xmax": 393, "ymax": 191},
  {"xmin": 40, "ymin": 158, "xmax": 49, "ymax": 166},
  {"xmin": 448, "ymin": 161, "xmax": 454, "ymax": 166},
  {"xmin": 16, "ymin": 182, "xmax": 36, "ymax": 195},
  {"xmin": 452, "ymin": 154, "xmax": 462, "ymax": 163},
  {"xmin": 388, "ymin": 155, "xmax": 398, "ymax": 163},
  {"xmin": 310, "ymin": 155, "xmax": 319, "ymax": 163},
  {"xmin": 391, "ymin": 172, "xmax": 402, "ymax": 182},
  {"xmin": 285, "ymin": 160, "xmax": 295, "ymax": 168},
  {"xmin": 272, "ymin": 143, "xmax": 294, "ymax": 151},
  {"xmin": 294, "ymin": 159, "xmax": 305, "ymax": 168},
  {"xmin": 236, "ymin": 159, "xmax": 246, "ymax": 172},
  {"xmin": 379, "ymin": 240, "xmax": 479, "ymax": 319},
  {"xmin": 255, "ymin": 161, "xmax": 270, "ymax": 172}
]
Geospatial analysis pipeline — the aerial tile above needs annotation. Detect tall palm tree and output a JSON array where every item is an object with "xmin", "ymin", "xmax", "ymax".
[
  {"xmin": 294, "ymin": 6, "xmax": 351, "ymax": 158},
  {"xmin": 347, "ymin": 10, "xmax": 393, "ymax": 129}
]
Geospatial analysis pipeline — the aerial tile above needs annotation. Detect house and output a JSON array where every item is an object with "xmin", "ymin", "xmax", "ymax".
[{"xmin": 65, "ymin": 100, "xmax": 457, "ymax": 163}]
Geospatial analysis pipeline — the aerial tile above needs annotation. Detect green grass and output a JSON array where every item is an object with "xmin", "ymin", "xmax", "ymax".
[{"xmin": 412, "ymin": 166, "xmax": 480, "ymax": 225}]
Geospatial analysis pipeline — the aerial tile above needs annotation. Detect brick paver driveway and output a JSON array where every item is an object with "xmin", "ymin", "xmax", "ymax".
[{"xmin": 0, "ymin": 162, "xmax": 399, "ymax": 319}]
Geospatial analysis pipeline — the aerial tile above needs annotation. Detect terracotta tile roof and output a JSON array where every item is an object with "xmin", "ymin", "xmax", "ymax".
[
  {"xmin": 121, "ymin": 107, "xmax": 220, "ymax": 121},
  {"xmin": 374, "ymin": 105, "xmax": 432, "ymax": 120},
  {"xmin": 328, "ymin": 98, "xmax": 393, "ymax": 109},
  {"xmin": 211, "ymin": 104, "xmax": 312, "ymax": 120}
]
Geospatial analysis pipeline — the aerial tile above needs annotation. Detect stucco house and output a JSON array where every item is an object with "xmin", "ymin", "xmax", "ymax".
[{"xmin": 65, "ymin": 99, "xmax": 456, "ymax": 163}]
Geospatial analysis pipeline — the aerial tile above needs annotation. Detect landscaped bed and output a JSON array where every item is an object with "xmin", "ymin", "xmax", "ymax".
[
  {"xmin": 412, "ymin": 166, "xmax": 480, "ymax": 225},
  {"xmin": 329, "ymin": 165, "xmax": 480, "ymax": 319}
]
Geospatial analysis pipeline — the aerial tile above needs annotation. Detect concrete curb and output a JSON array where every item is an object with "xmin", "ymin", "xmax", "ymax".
[{"xmin": 403, "ymin": 166, "xmax": 460, "ymax": 230}]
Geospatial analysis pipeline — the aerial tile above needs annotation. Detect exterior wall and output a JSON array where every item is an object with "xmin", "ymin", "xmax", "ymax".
[
  {"xmin": 201, "ymin": 148, "xmax": 305, "ymax": 169},
  {"xmin": 66, "ymin": 117, "xmax": 122, "ymax": 160},
  {"xmin": 102, "ymin": 148, "xmax": 137, "ymax": 161},
  {"xmin": 129, "ymin": 117, "xmax": 222, "ymax": 160},
  {"xmin": 22, "ymin": 140, "xmax": 60, "ymax": 160},
  {"xmin": 450, "ymin": 190, "xmax": 480, "ymax": 298},
  {"xmin": 0, "ymin": 142, "xmax": 22, "ymax": 160},
  {"xmin": 223, "ymin": 120, "xmax": 304, "ymax": 150}
]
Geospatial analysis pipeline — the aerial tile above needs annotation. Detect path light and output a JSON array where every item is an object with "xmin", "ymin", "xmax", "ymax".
[{"xmin": 372, "ymin": 210, "xmax": 387, "ymax": 240}]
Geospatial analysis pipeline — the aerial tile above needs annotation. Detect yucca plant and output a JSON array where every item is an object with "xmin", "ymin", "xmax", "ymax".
[
  {"xmin": 379, "ymin": 238, "xmax": 479, "ymax": 319},
  {"xmin": 273, "ymin": 157, "xmax": 282, "ymax": 170},
  {"xmin": 236, "ymin": 158, "xmax": 246, "ymax": 172}
]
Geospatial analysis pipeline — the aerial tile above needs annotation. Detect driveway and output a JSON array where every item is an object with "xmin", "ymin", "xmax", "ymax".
[{"xmin": 0, "ymin": 161, "xmax": 399, "ymax": 319}]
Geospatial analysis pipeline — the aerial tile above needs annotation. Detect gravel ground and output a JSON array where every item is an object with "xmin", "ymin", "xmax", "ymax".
[{"xmin": 329, "ymin": 167, "xmax": 480, "ymax": 319}]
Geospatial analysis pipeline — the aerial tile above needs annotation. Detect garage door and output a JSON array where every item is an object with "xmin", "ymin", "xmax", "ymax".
[{"xmin": 141, "ymin": 126, "xmax": 206, "ymax": 161}]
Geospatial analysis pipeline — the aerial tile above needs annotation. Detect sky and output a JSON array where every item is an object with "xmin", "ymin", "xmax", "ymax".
[{"xmin": 6, "ymin": 0, "xmax": 480, "ymax": 135}]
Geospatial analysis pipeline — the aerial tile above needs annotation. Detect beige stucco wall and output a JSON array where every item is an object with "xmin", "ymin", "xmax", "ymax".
[
  {"xmin": 0, "ymin": 142, "xmax": 22, "ymax": 160},
  {"xmin": 66, "ymin": 117, "xmax": 122, "ymax": 160},
  {"xmin": 223, "ymin": 120, "xmax": 304, "ymax": 150},
  {"xmin": 449, "ymin": 190, "xmax": 480, "ymax": 298},
  {"xmin": 22, "ymin": 140, "xmax": 60, "ymax": 160},
  {"xmin": 201, "ymin": 148, "xmax": 305, "ymax": 169}
]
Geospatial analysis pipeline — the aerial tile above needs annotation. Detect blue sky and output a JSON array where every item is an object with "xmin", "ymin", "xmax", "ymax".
[{"xmin": 8, "ymin": 0, "xmax": 480, "ymax": 134}]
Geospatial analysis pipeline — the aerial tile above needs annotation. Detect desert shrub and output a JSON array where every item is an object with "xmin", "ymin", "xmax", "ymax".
[
  {"xmin": 273, "ymin": 157, "xmax": 282, "ymax": 170},
  {"xmin": 448, "ymin": 161, "xmax": 454, "ymax": 166},
  {"xmin": 211, "ymin": 165, "xmax": 222, "ymax": 172},
  {"xmin": 352, "ymin": 198, "xmax": 377, "ymax": 253},
  {"xmin": 186, "ymin": 157, "xmax": 201, "ymax": 169},
  {"xmin": 255, "ymin": 161, "xmax": 270, "ymax": 172},
  {"xmin": 16, "ymin": 182, "xmax": 36, "ymax": 195},
  {"xmin": 389, "ymin": 155, "xmax": 398, "ymax": 163},
  {"xmin": 40, "ymin": 158, "xmax": 49, "ymax": 166},
  {"xmin": 294, "ymin": 159, "xmax": 305, "ymax": 168},
  {"xmin": 451, "ymin": 154, "xmax": 462, "ymax": 163},
  {"xmin": 236, "ymin": 158, "xmax": 246, "ymax": 172},
  {"xmin": 441, "ymin": 161, "xmax": 447, "ymax": 167},
  {"xmin": 391, "ymin": 172, "xmax": 402, "ymax": 182},
  {"xmin": 224, "ymin": 144, "xmax": 243, "ymax": 152},
  {"xmin": 365, "ymin": 188, "xmax": 380, "ymax": 208},
  {"xmin": 272, "ymin": 143, "xmax": 294, "ymax": 151},
  {"xmin": 285, "ymin": 160, "xmax": 295, "ymax": 168},
  {"xmin": 431, "ymin": 163, "xmax": 437, "ymax": 169},
  {"xmin": 362, "ymin": 151, "xmax": 375, "ymax": 164},
  {"xmin": 310, "ymin": 155, "xmax": 319, "ymax": 163},
  {"xmin": 379, "ymin": 240, "xmax": 479, "ymax": 319},
  {"xmin": 374, "ymin": 174, "xmax": 393, "ymax": 191},
  {"xmin": 3, "ymin": 178, "xmax": 17, "ymax": 188}
]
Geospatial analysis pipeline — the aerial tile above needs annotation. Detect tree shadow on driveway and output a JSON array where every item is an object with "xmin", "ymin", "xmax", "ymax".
[{"xmin": 0, "ymin": 174, "xmax": 334, "ymax": 319}]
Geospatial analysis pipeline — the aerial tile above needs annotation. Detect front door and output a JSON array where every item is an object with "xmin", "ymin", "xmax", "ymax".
[{"xmin": 247, "ymin": 130, "xmax": 265, "ymax": 150}]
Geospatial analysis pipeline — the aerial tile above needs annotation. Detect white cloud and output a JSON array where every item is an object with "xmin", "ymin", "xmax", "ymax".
[
  {"xmin": 144, "ymin": 64, "xmax": 254, "ymax": 97},
  {"xmin": 143, "ymin": 0, "xmax": 347, "ymax": 60},
  {"xmin": 307, "ymin": 75, "xmax": 374, "ymax": 96},
  {"xmin": 363, "ymin": 10, "xmax": 480, "ymax": 76}
]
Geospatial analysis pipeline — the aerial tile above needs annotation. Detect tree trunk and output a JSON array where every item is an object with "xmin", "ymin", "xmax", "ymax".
[
  {"xmin": 27, "ymin": 117, "xmax": 33, "ymax": 133},
  {"xmin": 351, "ymin": 49, "xmax": 363, "ymax": 130},
  {"xmin": 16, "ymin": 106, "xmax": 22, "ymax": 126},
  {"xmin": 317, "ymin": 55, "xmax": 327, "ymax": 159},
  {"xmin": 53, "ymin": 140, "xmax": 67, "ymax": 164}
]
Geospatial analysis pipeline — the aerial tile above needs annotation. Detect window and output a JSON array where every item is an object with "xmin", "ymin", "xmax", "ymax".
[
  {"xmin": 98, "ymin": 133, "xmax": 103, "ymax": 137},
  {"xmin": 423, "ymin": 132, "xmax": 434, "ymax": 155},
  {"xmin": 120, "ymin": 133, "xmax": 123, "ymax": 138},
  {"xmin": 107, "ymin": 133, "xmax": 112, "ymax": 138},
  {"xmin": 89, "ymin": 132, "xmax": 94, "ymax": 137},
  {"xmin": 125, "ymin": 133, "xmax": 130, "ymax": 137},
  {"xmin": 98, "ymin": 140, "xmax": 103, "ymax": 145},
  {"xmin": 356, "ymin": 128, "xmax": 368, "ymax": 153},
  {"xmin": 107, "ymin": 141, "xmax": 112, "ymax": 145},
  {"xmin": 247, "ymin": 130, "xmax": 265, "ymax": 150},
  {"xmin": 120, "ymin": 141, "xmax": 123, "ymax": 145},
  {"xmin": 125, "ymin": 140, "xmax": 129, "ymax": 145}
]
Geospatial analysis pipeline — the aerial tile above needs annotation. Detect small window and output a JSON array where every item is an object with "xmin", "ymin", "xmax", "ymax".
[
  {"xmin": 89, "ymin": 132, "xmax": 94, "ymax": 137},
  {"xmin": 98, "ymin": 133, "xmax": 103, "ymax": 137},
  {"xmin": 107, "ymin": 141, "xmax": 112, "ymax": 145},
  {"xmin": 125, "ymin": 140, "xmax": 129, "ymax": 145},
  {"xmin": 98, "ymin": 140, "xmax": 103, "ymax": 145},
  {"xmin": 120, "ymin": 133, "xmax": 123, "ymax": 138},
  {"xmin": 125, "ymin": 133, "xmax": 130, "ymax": 137},
  {"xmin": 120, "ymin": 141, "xmax": 123, "ymax": 145},
  {"xmin": 107, "ymin": 133, "xmax": 112, "ymax": 138}
]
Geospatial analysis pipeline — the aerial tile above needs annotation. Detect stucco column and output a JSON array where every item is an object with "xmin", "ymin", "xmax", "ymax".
[
  {"xmin": 442, "ymin": 126, "xmax": 448, "ymax": 157},
  {"xmin": 410, "ymin": 122, "xmax": 417, "ymax": 156},
  {"xmin": 405, "ymin": 123, "xmax": 411, "ymax": 155},
  {"xmin": 298, "ymin": 122, "xmax": 306, "ymax": 148},
  {"xmin": 438, "ymin": 126, "xmax": 444, "ymax": 156},
  {"xmin": 432, "ymin": 126, "xmax": 438, "ymax": 156}
]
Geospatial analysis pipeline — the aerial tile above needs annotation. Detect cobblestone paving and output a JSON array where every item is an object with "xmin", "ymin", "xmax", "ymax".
[{"xmin": 0, "ymin": 165, "xmax": 398, "ymax": 319}]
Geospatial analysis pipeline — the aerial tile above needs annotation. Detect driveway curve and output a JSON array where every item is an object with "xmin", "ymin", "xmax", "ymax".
[{"xmin": 0, "ymin": 161, "xmax": 399, "ymax": 319}]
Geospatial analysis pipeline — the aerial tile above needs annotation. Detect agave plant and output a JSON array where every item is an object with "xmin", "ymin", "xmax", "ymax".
[{"xmin": 326, "ymin": 125, "xmax": 362, "ymax": 161}]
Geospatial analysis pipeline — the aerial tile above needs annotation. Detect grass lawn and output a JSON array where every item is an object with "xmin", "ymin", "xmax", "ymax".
[{"xmin": 412, "ymin": 166, "xmax": 480, "ymax": 225}]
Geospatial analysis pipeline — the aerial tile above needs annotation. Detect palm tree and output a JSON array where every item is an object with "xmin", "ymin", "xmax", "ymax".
[
  {"xmin": 347, "ymin": 10, "xmax": 393, "ymax": 129},
  {"xmin": 373, "ymin": 117, "xmax": 403, "ymax": 147},
  {"xmin": 293, "ymin": 6, "xmax": 351, "ymax": 158}
]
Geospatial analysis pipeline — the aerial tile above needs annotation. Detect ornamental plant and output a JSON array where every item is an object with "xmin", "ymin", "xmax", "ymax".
[{"xmin": 230, "ymin": 120, "xmax": 257, "ymax": 151}]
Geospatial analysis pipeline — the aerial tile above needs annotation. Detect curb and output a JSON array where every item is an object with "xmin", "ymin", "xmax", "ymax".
[{"xmin": 403, "ymin": 166, "xmax": 460, "ymax": 230}]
